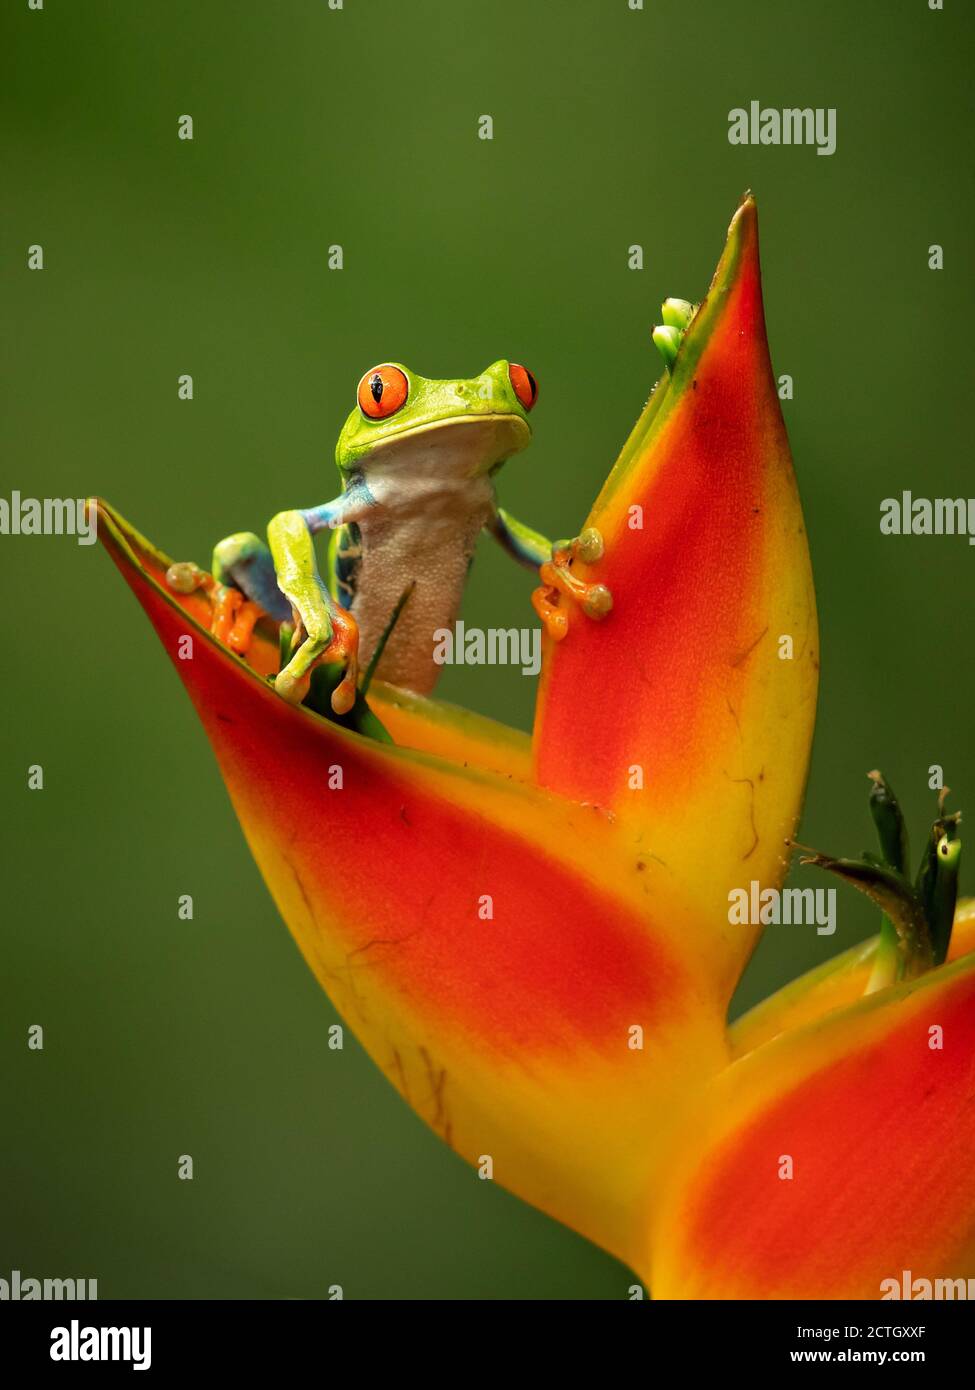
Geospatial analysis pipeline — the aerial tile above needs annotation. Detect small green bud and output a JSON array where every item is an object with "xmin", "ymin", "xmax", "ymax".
[
  {"xmin": 652, "ymin": 324, "xmax": 682, "ymax": 372},
  {"xmin": 661, "ymin": 297, "xmax": 696, "ymax": 331}
]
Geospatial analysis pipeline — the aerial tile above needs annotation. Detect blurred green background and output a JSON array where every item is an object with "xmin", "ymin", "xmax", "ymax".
[{"xmin": 2, "ymin": 0, "xmax": 972, "ymax": 1299}]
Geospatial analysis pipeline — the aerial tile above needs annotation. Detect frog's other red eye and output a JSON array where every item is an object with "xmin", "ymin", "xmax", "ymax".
[
  {"xmin": 508, "ymin": 363, "xmax": 538, "ymax": 411},
  {"xmin": 357, "ymin": 364, "xmax": 409, "ymax": 420}
]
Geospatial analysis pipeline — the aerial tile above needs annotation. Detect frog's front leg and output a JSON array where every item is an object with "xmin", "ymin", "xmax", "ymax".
[
  {"xmin": 487, "ymin": 507, "xmax": 612, "ymax": 641},
  {"xmin": 268, "ymin": 501, "xmax": 366, "ymax": 714}
]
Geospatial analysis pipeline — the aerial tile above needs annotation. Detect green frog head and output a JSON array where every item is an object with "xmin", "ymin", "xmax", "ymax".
[{"xmin": 335, "ymin": 359, "xmax": 537, "ymax": 478}]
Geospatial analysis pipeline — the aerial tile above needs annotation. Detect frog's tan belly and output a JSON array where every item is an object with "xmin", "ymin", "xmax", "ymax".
[{"xmin": 351, "ymin": 503, "xmax": 492, "ymax": 695}]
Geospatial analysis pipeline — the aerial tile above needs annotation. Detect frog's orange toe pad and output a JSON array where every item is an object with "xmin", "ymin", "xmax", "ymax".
[
  {"xmin": 228, "ymin": 600, "xmax": 264, "ymax": 655},
  {"xmin": 210, "ymin": 586, "xmax": 242, "ymax": 646},
  {"xmin": 322, "ymin": 607, "xmax": 360, "ymax": 713},
  {"xmin": 581, "ymin": 583, "xmax": 613, "ymax": 619},
  {"xmin": 531, "ymin": 584, "xmax": 568, "ymax": 641}
]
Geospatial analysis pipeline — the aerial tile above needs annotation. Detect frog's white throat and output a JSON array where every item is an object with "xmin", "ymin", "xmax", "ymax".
[{"xmin": 355, "ymin": 412, "xmax": 530, "ymax": 483}]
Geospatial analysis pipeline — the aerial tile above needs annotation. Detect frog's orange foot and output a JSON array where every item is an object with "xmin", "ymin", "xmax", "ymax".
[
  {"xmin": 205, "ymin": 584, "xmax": 263, "ymax": 655},
  {"xmin": 227, "ymin": 599, "xmax": 264, "ymax": 655},
  {"xmin": 276, "ymin": 605, "xmax": 361, "ymax": 714},
  {"xmin": 165, "ymin": 561, "xmax": 269, "ymax": 658},
  {"xmin": 533, "ymin": 528, "xmax": 612, "ymax": 641},
  {"xmin": 322, "ymin": 606, "xmax": 360, "ymax": 715},
  {"xmin": 531, "ymin": 583, "xmax": 568, "ymax": 641}
]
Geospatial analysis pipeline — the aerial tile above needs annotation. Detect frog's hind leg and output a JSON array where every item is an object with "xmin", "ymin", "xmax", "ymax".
[{"xmin": 209, "ymin": 531, "xmax": 291, "ymax": 654}]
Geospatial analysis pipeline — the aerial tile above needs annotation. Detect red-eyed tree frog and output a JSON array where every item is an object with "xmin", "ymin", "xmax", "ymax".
[{"xmin": 166, "ymin": 359, "xmax": 614, "ymax": 714}]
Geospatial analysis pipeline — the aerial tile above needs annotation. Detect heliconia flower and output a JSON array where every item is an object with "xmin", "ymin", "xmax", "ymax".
[
  {"xmin": 646, "ymin": 901, "xmax": 975, "ymax": 1299},
  {"xmin": 93, "ymin": 194, "xmax": 970, "ymax": 1297}
]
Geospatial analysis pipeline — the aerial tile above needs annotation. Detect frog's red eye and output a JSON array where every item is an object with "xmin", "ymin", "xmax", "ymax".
[
  {"xmin": 357, "ymin": 364, "xmax": 409, "ymax": 420},
  {"xmin": 508, "ymin": 363, "xmax": 538, "ymax": 411}
]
